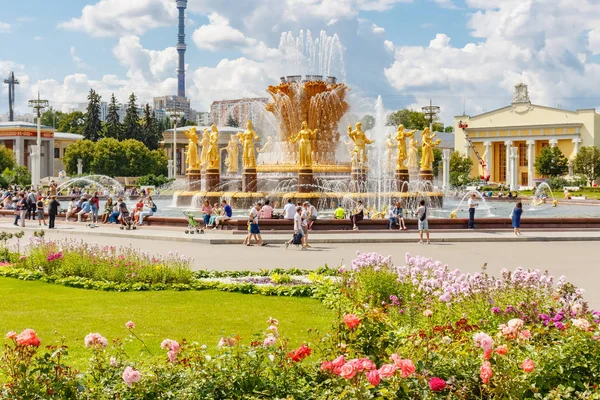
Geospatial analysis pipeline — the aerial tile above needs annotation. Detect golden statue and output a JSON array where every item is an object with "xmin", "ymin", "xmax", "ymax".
[
  {"xmin": 199, "ymin": 128, "xmax": 210, "ymax": 167},
  {"xmin": 237, "ymin": 120, "xmax": 259, "ymax": 169},
  {"xmin": 183, "ymin": 127, "xmax": 200, "ymax": 170},
  {"xmin": 206, "ymin": 124, "xmax": 220, "ymax": 169},
  {"xmin": 407, "ymin": 136, "xmax": 419, "ymax": 170},
  {"xmin": 385, "ymin": 134, "xmax": 395, "ymax": 173},
  {"xmin": 420, "ymin": 127, "xmax": 441, "ymax": 170},
  {"xmin": 292, "ymin": 121, "xmax": 318, "ymax": 168},
  {"xmin": 221, "ymin": 135, "xmax": 239, "ymax": 174},
  {"xmin": 348, "ymin": 122, "xmax": 374, "ymax": 165},
  {"xmin": 257, "ymin": 136, "xmax": 274, "ymax": 154},
  {"xmin": 395, "ymin": 125, "xmax": 416, "ymax": 169}
]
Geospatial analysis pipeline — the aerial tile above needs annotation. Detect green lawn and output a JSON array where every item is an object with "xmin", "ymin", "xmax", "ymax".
[{"xmin": 0, "ymin": 278, "xmax": 333, "ymax": 368}]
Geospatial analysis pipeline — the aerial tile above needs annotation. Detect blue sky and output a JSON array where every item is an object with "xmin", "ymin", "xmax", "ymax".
[{"xmin": 2, "ymin": 0, "xmax": 600, "ymax": 125}]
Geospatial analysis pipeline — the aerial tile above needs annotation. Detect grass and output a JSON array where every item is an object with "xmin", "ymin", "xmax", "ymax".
[{"xmin": 0, "ymin": 278, "xmax": 333, "ymax": 369}]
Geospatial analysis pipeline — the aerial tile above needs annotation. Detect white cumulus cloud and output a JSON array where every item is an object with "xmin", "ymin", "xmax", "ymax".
[
  {"xmin": 192, "ymin": 13, "xmax": 257, "ymax": 51},
  {"xmin": 0, "ymin": 22, "xmax": 11, "ymax": 33}
]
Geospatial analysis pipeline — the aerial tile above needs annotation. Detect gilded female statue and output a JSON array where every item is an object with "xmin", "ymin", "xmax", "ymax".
[
  {"xmin": 407, "ymin": 136, "xmax": 419, "ymax": 170},
  {"xmin": 237, "ymin": 120, "xmax": 259, "ymax": 169},
  {"xmin": 348, "ymin": 122, "xmax": 374, "ymax": 164},
  {"xmin": 395, "ymin": 125, "xmax": 416, "ymax": 169},
  {"xmin": 420, "ymin": 127, "xmax": 441, "ymax": 170},
  {"xmin": 183, "ymin": 127, "xmax": 200, "ymax": 170},
  {"xmin": 206, "ymin": 125, "xmax": 220, "ymax": 169},
  {"xmin": 292, "ymin": 121, "xmax": 317, "ymax": 168},
  {"xmin": 221, "ymin": 135, "xmax": 239, "ymax": 174},
  {"xmin": 199, "ymin": 128, "xmax": 210, "ymax": 167},
  {"xmin": 385, "ymin": 134, "xmax": 395, "ymax": 173},
  {"xmin": 257, "ymin": 136, "xmax": 274, "ymax": 154}
]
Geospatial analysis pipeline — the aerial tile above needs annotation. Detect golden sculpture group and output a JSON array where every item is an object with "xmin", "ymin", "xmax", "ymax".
[{"xmin": 183, "ymin": 118, "xmax": 440, "ymax": 175}]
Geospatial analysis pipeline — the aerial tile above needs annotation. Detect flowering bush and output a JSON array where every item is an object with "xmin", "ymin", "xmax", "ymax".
[{"xmin": 1, "ymin": 252, "xmax": 599, "ymax": 398}]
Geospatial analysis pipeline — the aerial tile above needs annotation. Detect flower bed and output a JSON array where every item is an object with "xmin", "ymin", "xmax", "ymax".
[{"xmin": 1, "ymin": 251, "xmax": 600, "ymax": 398}]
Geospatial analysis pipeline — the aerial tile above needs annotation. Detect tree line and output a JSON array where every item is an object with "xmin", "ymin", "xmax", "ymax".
[{"xmin": 358, "ymin": 109, "xmax": 454, "ymax": 133}]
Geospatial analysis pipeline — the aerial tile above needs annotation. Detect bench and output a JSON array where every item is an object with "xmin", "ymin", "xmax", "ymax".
[{"xmin": 564, "ymin": 186, "xmax": 580, "ymax": 192}]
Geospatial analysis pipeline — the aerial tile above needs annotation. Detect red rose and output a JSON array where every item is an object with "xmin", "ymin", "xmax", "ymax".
[
  {"xmin": 429, "ymin": 377, "xmax": 446, "ymax": 392},
  {"xmin": 343, "ymin": 314, "xmax": 360, "ymax": 330},
  {"xmin": 15, "ymin": 329, "xmax": 41, "ymax": 347}
]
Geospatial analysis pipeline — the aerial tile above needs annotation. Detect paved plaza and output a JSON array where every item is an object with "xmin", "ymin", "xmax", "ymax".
[{"xmin": 2, "ymin": 220, "xmax": 599, "ymax": 308}]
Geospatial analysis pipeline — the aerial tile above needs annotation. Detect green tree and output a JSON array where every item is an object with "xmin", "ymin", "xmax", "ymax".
[
  {"xmin": 83, "ymin": 89, "xmax": 102, "ymax": 141},
  {"xmin": 535, "ymin": 146, "xmax": 568, "ymax": 177},
  {"xmin": 58, "ymin": 111, "xmax": 86, "ymax": 135},
  {"xmin": 573, "ymin": 146, "xmax": 600, "ymax": 185},
  {"xmin": 226, "ymin": 115, "xmax": 239, "ymax": 128},
  {"xmin": 140, "ymin": 104, "xmax": 161, "ymax": 150},
  {"xmin": 449, "ymin": 151, "xmax": 473, "ymax": 187},
  {"xmin": 0, "ymin": 145, "xmax": 16, "ymax": 172},
  {"xmin": 149, "ymin": 149, "xmax": 169, "ymax": 176},
  {"xmin": 104, "ymin": 93, "xmax": 123, "ymax": 140},
  {"xmin": 386, "ymin": 108, "xmax": 446, "ymax": 131},
  {"xmin": 123, "ymin": 93, "xmax": 142, "ymax": 141},
  {"xmin": 122, "ymin": 139, "xmax": 153, "ymax": 176},
  {"xmin": 2, "ymin": 166, "xmax": 31, "ymax": 186},
  {"xmin": 444, "ymin": 126, "xmax": 454, "ymax": 133},
  {"xmin": 360, "ymin": 115, "xmax": 375, "ymax": 131},
  {"xmin": 41, "ymin": 108, "xmax": 64, "ymax": 129},
  {"xmin": 91, "ymin": 138, "xmax": 127, "ymax": 176},
  {"xmin": 62, "ymin": 140, "xmax": 96, "ymax": 175}
]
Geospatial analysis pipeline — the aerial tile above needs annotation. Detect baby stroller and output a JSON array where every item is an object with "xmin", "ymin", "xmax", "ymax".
[
  {"xmin": 119, "ymin": 211, "xmax": 136, "ymax": 230},
  {"xmin": 184, "ymin": 212, "xmax": 203, "ymax": 234}
]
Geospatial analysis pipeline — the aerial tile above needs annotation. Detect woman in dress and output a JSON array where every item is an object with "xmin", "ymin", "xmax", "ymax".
[{"xmin": 512, "ymin": 201, "xmax": 523, "ymax": 236}]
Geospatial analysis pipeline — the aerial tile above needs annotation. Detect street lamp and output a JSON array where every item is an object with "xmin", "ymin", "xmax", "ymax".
[
  {"xmin": 28, "ymin": 92, "xmax": 49, "ymax": 187},
  {"xmin": 421, "ymin": 99, "xmax": 440, "ymax": 131},
  {"xmin": 167, "ymin": 107, "xmax": 183, "ymax": 178}
]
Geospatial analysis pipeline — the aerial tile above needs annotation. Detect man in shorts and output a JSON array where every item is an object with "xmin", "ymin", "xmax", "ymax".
[
  {"xmin": 417, "ymin": 199, "xmax": 430, "ymax": 244},
  {"xmin": 244, "ymin": 203, "xmax": 266, "ymax": 246}
]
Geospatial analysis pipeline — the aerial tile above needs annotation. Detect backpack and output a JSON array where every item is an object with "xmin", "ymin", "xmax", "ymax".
[
  {"xmin": 151, "ymin": 203, "xmax": 157, "ymax": 213},
  {"xmin": 419, "ymin": 207, "xmax": 427, "ymax": 222},
  {"xmin": 292, "ymin": 232, "xmax": 303, "ymax": 245}
]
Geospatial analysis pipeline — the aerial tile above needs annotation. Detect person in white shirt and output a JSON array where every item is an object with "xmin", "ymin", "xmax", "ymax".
[
  {"xmin": 301, "ymin": 202, "xmax": 311, "ymax": 248},
  {"xmin": 244, "ymin": 203, "xmax": 266, "ymax": 246},
  {"xmin": 286, "ymin": 206, "xmax": 307, "ymax": 250},
  {"xmin": 306, "ymin": 202, "xmax": 317, "ymax": 230},
  {"xmin": 65, "ymin": 198, "xmax": 78, "ymax": 221},
  {"xmin": 467, "ymin": 193, "xmax": 478, "ymax": 229},
  {"xmin": 283, "ymin": 199, "xmax": 296, "ymax": 219}
]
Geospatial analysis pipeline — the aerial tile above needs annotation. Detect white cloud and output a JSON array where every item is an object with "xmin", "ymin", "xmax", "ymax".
[
  {"xmin": 59, "ymin": 0, "xmax": 176, "ymax": 37},
  {"xmin": 372, "ymin": 23, "xmax": 385, "ymax": 34},
  {"xmin": 112, "ymin": 35, "xmax": 178, "ymax": 82},
  {"xmin": 384, "ymin": 0, "xmax": 600, "ymax": 121},
  {"xmin": 192, "ymin": 13, "xmax": 257, "ymax": 51},
  {"xmin": 432, "ymin": 0, "xmax": 457, "ymax": 9},
  {"xmin": 70, "ymin": 47, "xmax": 89, "ymax": 69},
  {"xmin": 0, "ymin": 22, "xmax": 11, "ymax": 33},
  {"xmin": 16, "ymin": 17, "xmax": 36, "ymax": 23}
]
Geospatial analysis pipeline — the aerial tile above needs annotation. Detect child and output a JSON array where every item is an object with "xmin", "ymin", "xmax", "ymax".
[
  {"xmin": 512, "ymin": 201, "xmax": 523, "ymax": 236},
  {"xmin": 417, "ymin": 199, "xmax": 430, "ymax": 244}
]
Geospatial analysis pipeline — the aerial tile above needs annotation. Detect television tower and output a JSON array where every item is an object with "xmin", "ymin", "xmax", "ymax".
[
  {"xmin": 3, "ymin": 72, "xmax": 20, "ymax": 122},
  {"xmin": 176, "ymin": 0, "xmax": 187, "ymax": 98}
]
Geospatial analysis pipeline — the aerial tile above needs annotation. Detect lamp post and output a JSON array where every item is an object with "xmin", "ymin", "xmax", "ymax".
[
  {"xmin": 167, "ymin": 108, "xmax": 183, "ymax": 178},
  {"xmin": 28, "ymin": 92, "xmax": 49, "ymax": 187},
  {"xmin": 421, "ymin": 99, "xmax": 440, "ymax": 131}
]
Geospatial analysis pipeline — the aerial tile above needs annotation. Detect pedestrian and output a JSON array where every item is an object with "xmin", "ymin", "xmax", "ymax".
[
  {"xmin": 467, "ymin": 193, "xmax": 478, "ymax": 229},
  {"xmin": 77, "ymin": 197, "xmax": 91, "ymax": 222},
  {"xmin": 511, "ymin": 201, "xmax": 523, "ymax": 236},
  {"xmin": 244, "ymin": 203, "xmax": 266, "ymax": 246},
  {"xmin": 15, "ymin": 193, "xmax": 27, "ymax": 227},
  {"xmin": 90, "ymin": 193, "xmax": 100, "ymax": 224},
  {"xmin": 26, "ymin": 189, "xmax": 37, "ymax": 220},
  {"xmin": 350, "ymin": 200, "xmax": 365, "ymax": 230},
  {"xmin": 417, "ymin": 199, "xmax": 430, "ymax": 244},
  {"xmin": 286, "ymin": 206, "xmax": 307, "ymax": 250},
  {"xmin": 36, "ymin": 196, "xmax": 47, "ymax": 226},
  {"xmin": 283, "ymin": 198, "xmax": 295, "ymax": 220},
  {"xmin": 389, "ymin": 201, "xmax": 406, "ymax": 230},
  {"xmin": 214, "ymin": 199, "xmax": 232, "ymax": 229},
  {"xmin": 48, "ymin": 195, "xmax": 60, "ymax": 229},
  {"xmin": 306, "ymin": 201, "xmax": 317, "ymax": 230},
  {"xmin": 301, "ymin": 202, "xmax": 310, "ymax": 247}
]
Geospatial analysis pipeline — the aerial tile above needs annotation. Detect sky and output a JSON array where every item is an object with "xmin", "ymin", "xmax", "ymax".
[{"xmin": 2, "ymin": 0, "xmax": 600, "ymax": 126}]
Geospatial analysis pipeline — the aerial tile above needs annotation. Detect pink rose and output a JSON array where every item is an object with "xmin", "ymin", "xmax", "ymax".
[
  {"xmin": 340, "ymin": 363, "xmax": 357, "ymax": 379},
  {"xmin": 320, "ymin": 361, "xmax": 333, "ymax": 372},
  {"xmin": 122, "ymin": 366, "xmax": 141, "ymax": 387},
  {"xmin": 110, "ymin": 357, "xmax": 117, "ymax": 367},
  {"xmin": 15, "ymin": 329, "xmax": 41, "ymax": 347},
  {"xmin": 397, "ymin": 359, "xmax": 416, "ymax": 378},
  {"xmin": 5, "ymin": 331, "xmax": 16, "ymax": 340},
  {"xmin": 520, "ymin": 329, "xmax": 531, "ymax": 339},
  {"xmin": 160, "ymin": 339, "xmax": 180, "ymax": 353},
  {"xmin": 331, "ymin": 355, "xmax": 346, "ymax": 368},
  {"xmin": 168, "ymin": 350, "xmax": 177, "ymax": 363},
  {"xmin": 125, "ymin": 321, "xmax": 135, "ymax": 329},
  {"xmin": 429, "ymin": 377, "xmax": 446, "ymax": 392},
  {"xmin": 521, "ymin": 358, "xmax": 535, "ymax": 373},
  {"xmin": 480, "ymin": 361, "xmax": 493, "ymax": 384},
  {"xmin": 343, "ymin": 314, "xmax": 360, "ymax": 330},
  {"xmin": 494, "ymin": 345, "xmax": 508, "ymax": 355},
  {"xmin": 423, "ymin": 310, "xmax": 433, "ymax": 318},
  {"xmin": 360, "ymin": 358, "xmax": 376, "ymax": 371},
  {"xmin": 263, "ymin": 335, "xmax": 277, "ymax": 347},
  {"xmin": 390, "ymin": 353, "xmax": 401, "ymax": 365},
  {"xmin": 366, "ymin": 369, "xmax": 381, "ymax": 386},
  {"xmin": 378, "ymin": 363, "xmax": 397, "ymax": 378},
  {"xmin": 267, "ymin": 325, "xmax": 279, "ymax": 337},
  {"xmin": 473, "ymin": 332, "xmax": 494, "ymax": 351},
  {"xmin": 84, "ymin": 333, "xmax": 108, "ymax": 349}
]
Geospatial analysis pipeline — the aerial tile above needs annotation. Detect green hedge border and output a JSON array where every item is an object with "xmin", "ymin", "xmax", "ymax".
[{"xmin": 0, "ymin": 266, "xmax": 318, "ymax": 297}]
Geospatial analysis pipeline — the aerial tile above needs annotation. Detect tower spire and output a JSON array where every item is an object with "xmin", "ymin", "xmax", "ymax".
[
  {"xmin": 3, "ymin": 72, "xmax": 20, "ymax": 122},
  {"xmin": 176, "ymin": 0, "xmax": 187, "ymax": 98}
]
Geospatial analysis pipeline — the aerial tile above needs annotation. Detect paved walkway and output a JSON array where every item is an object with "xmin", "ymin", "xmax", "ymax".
[{"xmin": 2, "ymin": 220, "xmax": 599, "ymax": 309}]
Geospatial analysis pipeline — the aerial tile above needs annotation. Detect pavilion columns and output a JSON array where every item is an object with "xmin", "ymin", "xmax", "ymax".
[
  {"xmin": 14, "ymin": 139, "xmax": 24, "ymax": 165},
  {"xmin": 483, "ymin": 141, "xmax": 492, "ymax": 180},
  {"xmin": 504, "ymin": 140, "xmax": 513, "ymax": 187},
  {"xmin": 442, "ymin": 149, "xmax": 450, "ymax": 191},
  {"xmin": 510, "ymin": 146, "xmax": 519, "ymax": 191},
  {"xmin": 526, "ymin": 140, "xmax": 535, "ymax": 189}
]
